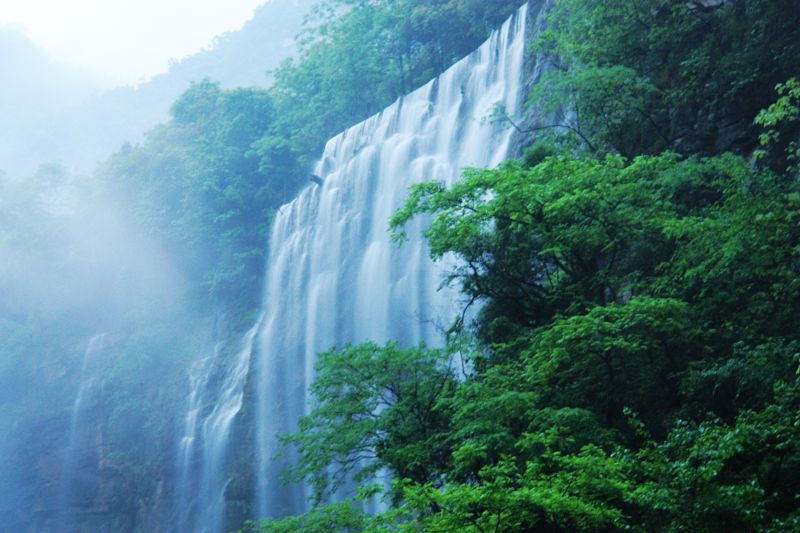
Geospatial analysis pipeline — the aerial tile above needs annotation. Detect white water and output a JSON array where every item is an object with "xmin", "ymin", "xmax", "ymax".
[
  {"xmin": 255, "ymin": 3, "xmax": 531, "ymax": 519},
  {"xmin": 57, "ymin": 334, "xmax": 107, "ymax": 521},
  {"xmin": 173, "ymin": 319, "xmax": 262, "ymax": 533},
  {"xmin": 173, "ymin": 345, "xmax": 216, "ymax": 530}
]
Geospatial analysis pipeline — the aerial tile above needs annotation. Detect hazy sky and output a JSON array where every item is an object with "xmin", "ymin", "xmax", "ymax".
[{"xmin": 0, "ymin": 0, "xmax": 267, "ymax": 85}]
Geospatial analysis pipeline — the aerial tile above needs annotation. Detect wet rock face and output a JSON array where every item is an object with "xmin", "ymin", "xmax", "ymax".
[
  {"xmin": 513, "ymin": 0, "xmax": 765, "ymax": 160},
  {"xmin": 509, "ymin": 0, "xmax": 562, "ymax": 158},
  {"xmin": 3, "ymin": 331, "xmax": 178, "ymax": 533},
  {"xmin": 22, "ymin": 411, "xmax": 173, "ymax": 533},
  {"xmin": 24, "ymin": 409, "xmax": 121, "ymax": 532}
]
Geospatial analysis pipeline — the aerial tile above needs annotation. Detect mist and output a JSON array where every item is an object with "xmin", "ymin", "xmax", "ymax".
[
  {"xmin": 0, "ymin": 0, "xmax": 309, "ymax": 177},
  {"xmin": 0, "ymin": 1, "xmax": 309, "ymax": 530},
  {"xmin": 0, "ymin": 159, "xmax": 212, "ymax": 528}
]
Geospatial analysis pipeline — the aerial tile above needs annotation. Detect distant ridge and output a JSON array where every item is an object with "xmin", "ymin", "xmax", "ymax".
[{"xmin": 0, "ymin": 0, "xmax": 314, "ymax": 176}]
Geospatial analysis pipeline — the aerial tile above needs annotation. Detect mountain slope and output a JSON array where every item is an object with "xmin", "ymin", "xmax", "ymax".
[{"xmin": 0, "ymin": 0, "xmax": 313, "ymax": 176}]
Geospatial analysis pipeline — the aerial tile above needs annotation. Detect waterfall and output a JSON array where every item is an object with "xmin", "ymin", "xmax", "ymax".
[
  {"xmin": 254, "ymin": 3, "xmax": 531, "ymax": 519},
  {"xmin": 57, "ymin": 333, "xmax": 107, "ymax": 523},
  {"xmin": 173, "ymin": 319, "xmax": 262, "ymax": 533},
  {"xmin": 173, "ymin": 345, "xmax": 216, "ymax": 531}
]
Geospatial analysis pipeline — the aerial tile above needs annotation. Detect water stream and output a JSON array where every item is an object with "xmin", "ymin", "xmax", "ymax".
[
  {"xmin": 57, "ymin": 334, "xmax": 107, "ymax": 524},
  {"xmin": 173, "ymin": 319, "xmax": 262, "ymax": 533},
  {"xmin": 254, "ymin": 3, "xmax": 531, "ymax": 518}
]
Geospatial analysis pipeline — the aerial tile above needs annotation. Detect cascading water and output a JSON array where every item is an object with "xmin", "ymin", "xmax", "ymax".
[
  {"xmin": 255, "ymin": 3, "xmax": 534, "ymax": 518},
  {"xmin": 57, "ymin": 333, "xmax": 107, "ymax": 523},
  {"xmin": 173, "ymin": 319, "xmax": 262, "ymax": 533},
  {"xmin": 173, "ymin": 345, "xmax": 216, "ymax": 530}
]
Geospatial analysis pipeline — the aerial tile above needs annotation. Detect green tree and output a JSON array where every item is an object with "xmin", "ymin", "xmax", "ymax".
[
  {"xmin": 103, "ymin": 80, "xmax": 302, "ymax": 315},
  {"xmin": 756, "ymin": 78, "xmax": 800, "ymax": 173},
  {"xmin": 282, "ymin": 342, "xmax": 458, "ymax": 503},
  {"xmin": 533, "ymin": 0, "xmax": 800, "ymax": 156}
]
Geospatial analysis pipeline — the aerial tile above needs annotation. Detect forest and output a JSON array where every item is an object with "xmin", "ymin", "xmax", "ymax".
[{"xmin": 1, "ymin": 0, "xmax": 799, "ymax": 531}]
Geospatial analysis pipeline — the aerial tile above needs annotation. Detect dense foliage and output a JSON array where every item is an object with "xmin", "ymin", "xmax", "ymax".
[
  {"xmin": 265, "ymin": 150, "xmax": 800, "ymax": 531},
  {"xmin": 257, "ymin": 0, "xmax": 800, "ymax": 531},
  {"xmin": 531, "ymin": 0, "xmax": 800, "ymax": 158}
]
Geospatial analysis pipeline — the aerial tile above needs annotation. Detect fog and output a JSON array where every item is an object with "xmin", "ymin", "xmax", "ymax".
[
  {"xmin": 0, "ymin": 161, "xmax": 211, "ymax": 530},
  {"xmin": 0, "ymin": 167, "xmax": 183, "ymax": 317},
  {"xmin": 0, "ymin": 1, "xmax": 311, "ymax": 530},
  {"xmin": 0, "ymin": 0, "xmax": 307, "ymax": 176},
  {"xmin": 1, "ymin": 0, "xmax": 267, "ymax": 84}
]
